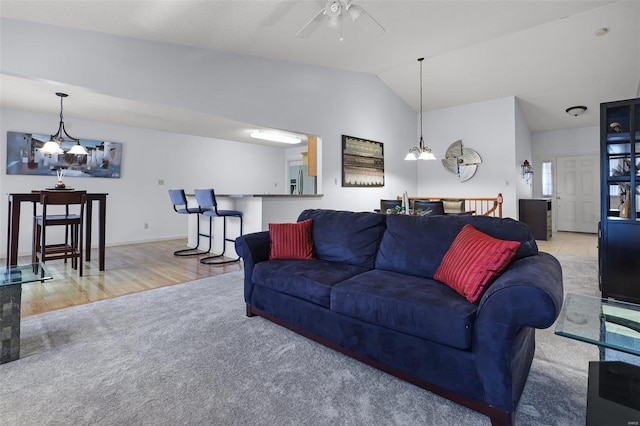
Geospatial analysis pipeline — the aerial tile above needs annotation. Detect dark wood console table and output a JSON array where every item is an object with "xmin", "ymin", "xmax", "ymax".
[{"xmin": 6, "ymin": 192, "xmax": 108, "ymax": 270}]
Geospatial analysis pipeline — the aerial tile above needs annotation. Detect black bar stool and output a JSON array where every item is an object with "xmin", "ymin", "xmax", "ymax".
[
  {"xmin": 193, "ymin": 188, "xmax": 243, "ymax": 265},
  {"xmin": 33, "ymin": 190, "xmax": 86, "ymax": 276},
  {"xmin": 168, "ymin": 189, "xmax": 211, "ymax": 256}
]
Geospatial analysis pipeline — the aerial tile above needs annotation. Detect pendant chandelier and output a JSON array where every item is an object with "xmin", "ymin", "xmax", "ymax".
[
  {"xmin": 40, "ymin": 92, "xmax": 88, "ymax": 156},
  {"xmin": 404, "ymin": 58, "xmax": 436, "ymax": 161}
]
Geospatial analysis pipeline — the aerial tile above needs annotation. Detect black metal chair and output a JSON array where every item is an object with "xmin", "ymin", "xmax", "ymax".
[
  {"xmin": 412, "ymin": 200, "xmax": 445, "ymax": 216},
  {"xmin": 32, "ymin": 190, "xmax": 86, "ymax": 276},
  {"xmin": 380, "ymin": 199, "xmax": 402, "ymax": 214},
  {"xmin": 193, "ymin": 188, "xmax": 243, "ymax": 265},
  {"xmin": 168, "ymin": 189, "xmax": 211, "ymax": 256}
]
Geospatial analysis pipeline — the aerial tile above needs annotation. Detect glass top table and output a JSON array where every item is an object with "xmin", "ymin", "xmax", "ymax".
[
  {"xmin": 556, "ymin": 293, "xmax": 640, "ymax": 425},
  {"xmin": 0, "ymin": 263, "xmax": 53, "ymax": 287},
  {"xmin": 555, "ymin": 292, "xmax": 640, "ymax": 357},
  {"xmin": 1, "ymin": 262, "xmax": 52, "ymax": 364}
]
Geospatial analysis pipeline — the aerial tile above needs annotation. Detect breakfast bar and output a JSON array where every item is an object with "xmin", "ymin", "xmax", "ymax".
[{"xmin": 186, "ymin": 193, "xmax": 323, "ymax": 259}]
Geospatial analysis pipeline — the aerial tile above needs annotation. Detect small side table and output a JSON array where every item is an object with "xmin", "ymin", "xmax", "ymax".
[
  {"xmin": 555, "ymin": 293, "xmax": 640, "ymax": 425},
  {"xmin": 0, "ymin": 263, "xmax": 52, "ymax": 363}
]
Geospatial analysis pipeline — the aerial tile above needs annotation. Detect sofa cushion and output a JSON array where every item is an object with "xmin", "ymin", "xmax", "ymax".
[
  {"xmin": 331, "ymin": 269, "xmax": 477, "ymax": 350},
  {"xmin": 434, "ymin": 224, "xmax": 521, "ymax": 303},
  {"xmin": 297, "ymin": 209, "xmax": 386, "ymax": 269},
  {"xmin": 253, "ymin": 259, "xmax": 369, "ymax": 307},
  {"xmin": 375, "ymin": 214, "xmax": 537, "ymax": 279},
  {"xmin": 269, "ymin": 219, "xmax": 314, "ymax": 260}
]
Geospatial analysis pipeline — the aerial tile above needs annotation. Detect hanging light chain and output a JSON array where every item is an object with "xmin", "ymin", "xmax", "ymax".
[{"xmin": 418, "ymin": 57, "xmax": 424, "ymax": 149}]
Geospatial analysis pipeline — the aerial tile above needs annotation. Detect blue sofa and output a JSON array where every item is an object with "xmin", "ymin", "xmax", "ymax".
[{"xmin": 235, "ymin": 209, "xmax": 563, "ymax": 426}]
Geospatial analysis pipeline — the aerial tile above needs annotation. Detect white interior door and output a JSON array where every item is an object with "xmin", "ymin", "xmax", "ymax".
[{"xmin": 556, "ymin": 155, "xmax": 599, "ymax": 233}]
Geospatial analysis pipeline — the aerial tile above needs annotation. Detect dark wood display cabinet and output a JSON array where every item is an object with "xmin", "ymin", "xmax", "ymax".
[
  {"xmin": 599, "ymin": 98, "xmax": 640, "ymax": 303},
  {"xmin": 519, "ymin": 198, "xmax": 552, "ymax": 241}
]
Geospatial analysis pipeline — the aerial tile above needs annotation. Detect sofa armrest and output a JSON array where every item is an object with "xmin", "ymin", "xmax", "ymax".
[
  {"xmin": 235, "ymin": 231, "xmax": 271, "ymax": 303},
  {"xmin": 472, "ymin": 252, "xmax": 563, "ymax": 409},
  {"xmin": 476, "ymin": 252, "xmax": 563, "ymax": 329}
]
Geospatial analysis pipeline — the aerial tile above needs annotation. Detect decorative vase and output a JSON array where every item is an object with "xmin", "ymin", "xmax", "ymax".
[{"xmin": 619, "ymin": 200, "xmax": 630, "ymax": 218}]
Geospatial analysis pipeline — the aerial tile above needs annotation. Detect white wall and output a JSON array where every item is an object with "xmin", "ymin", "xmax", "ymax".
[
  {"xmin": 416, "ymin": 97, "xmax": 521, "ymax": 218},
  {"xmin": 532, "ymin": 126, "xmax": 599, "ymax": 157},
  {"xmin": 0, "ymin": 109, "xmax": 288, "ymax": 257},
  {"xmin": 531, "ymin": 126, "xmax": 599, "ymax": 197},
  {"xmin": 2, "ymin": 18, "xmax": 601, "ymax": 254},
  {"xmin": 514, "ymin": 98, "xmax": 533, "ymax": 204},
  {"xmin": 1, "ymin": 18, "xmax": 419, "ymax": 219}
]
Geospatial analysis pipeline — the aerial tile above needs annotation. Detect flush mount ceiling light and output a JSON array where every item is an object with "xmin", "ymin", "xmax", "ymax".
[
  {"xmin": 566, "ymin": 105, "xmax": 588, "ymax": 117},
  {"xmin": 405, "ymin": 58, "xmax": 436, "ymax": 161},
  {"xmin": 41, "ymin": 92, "xmax": 88, "ymax": 155},
  {"xmin": 250, "ymin": 130, "xmax": 302, "ymax": 144}
]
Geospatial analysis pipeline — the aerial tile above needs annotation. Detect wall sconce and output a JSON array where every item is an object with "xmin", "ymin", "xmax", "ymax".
[{"xmin": 521, "ymin": 159, "xmax": 534, "ymax": 184}]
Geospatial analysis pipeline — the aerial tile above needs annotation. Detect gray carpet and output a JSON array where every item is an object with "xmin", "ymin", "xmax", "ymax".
[{"xmin": 0, "ymin": 253, "xmax": 599, "ymax": 426}]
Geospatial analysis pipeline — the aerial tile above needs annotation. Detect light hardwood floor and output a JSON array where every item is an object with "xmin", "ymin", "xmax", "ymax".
[
  {"xmin": 7, "ymin": 231, "xmax": 597, "ymax": 318},
  {"xmin": 8, "ymin": 239, "xmax": 241, "ymax": 317}
]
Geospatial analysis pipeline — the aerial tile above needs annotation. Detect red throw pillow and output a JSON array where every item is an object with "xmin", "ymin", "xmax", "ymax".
[
  {"xmin": 434, "ymin": 224, "xmax": 521, "ymax": 303},
  {"xmin": 269, "ymin": 219, "xmax": 314, "ymax": 260}
]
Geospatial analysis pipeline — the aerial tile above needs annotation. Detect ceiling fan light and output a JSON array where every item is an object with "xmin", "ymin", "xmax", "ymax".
[
  {"xmin": 348, "ymin": 4, "xmax": 362, "ymax": 22},
  {"xmin": 327, "ymin": 16, "xmax": 339, "ymax": 28}
]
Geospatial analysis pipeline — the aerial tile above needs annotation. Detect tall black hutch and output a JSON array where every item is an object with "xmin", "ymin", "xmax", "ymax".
[{"xmin": 599, "ymin": 97, "xmax": 640, "ymax": 303}]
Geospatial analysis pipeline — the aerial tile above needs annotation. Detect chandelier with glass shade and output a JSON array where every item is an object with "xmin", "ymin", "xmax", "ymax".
[
  {"xmin": 405, "ymin": 58, "xmax": 436, "ymax": 161},
  {"xmin": 40, "ymin": 92, "xmax": 88, "ymax": 156}
]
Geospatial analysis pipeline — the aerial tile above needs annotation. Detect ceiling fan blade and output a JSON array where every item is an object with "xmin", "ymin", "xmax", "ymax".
[
  {"xmin": 261, "ymin": 0, "xmax": 297, "ymax": 26},
  {"xmin": 354, "ymin": 5, "xmax": 385, "ymax": 33},
  {"xmin": 296, "ymin": 9, "xmax": 327, "ymax": 38}
]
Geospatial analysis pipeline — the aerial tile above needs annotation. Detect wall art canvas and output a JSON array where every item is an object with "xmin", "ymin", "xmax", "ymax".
[
  {"xmin": 6, "ymin": 131, "xmax": 122, "ymax": 178},
  {"xmin": 342, "ymin": 135, "xmax": 384, "ymax": 187}
]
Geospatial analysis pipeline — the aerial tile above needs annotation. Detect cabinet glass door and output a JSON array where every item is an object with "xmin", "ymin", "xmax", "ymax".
[{"xmin": 603, "ymin": 104, "xmax": 638, "ymax": 220}]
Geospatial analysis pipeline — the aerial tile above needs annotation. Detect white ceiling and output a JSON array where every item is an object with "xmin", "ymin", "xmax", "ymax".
[{"xmin": 1, "ymin": 0, "xmax": 639, "ymax": 142}]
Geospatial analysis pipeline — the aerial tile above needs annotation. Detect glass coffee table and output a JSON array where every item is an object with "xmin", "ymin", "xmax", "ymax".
[
  {"xmin": 555, "ymin": 293, "xmax": 640, "ymax": 426},
  {"xmin": 0, "ymin": 263, "xmax": 53, "ymax": 363}
]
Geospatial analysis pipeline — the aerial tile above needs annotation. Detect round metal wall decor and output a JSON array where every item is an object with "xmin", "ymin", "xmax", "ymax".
[{"xmin": 441, "ymin": 140, "xmax": 482, "ymax": 182}]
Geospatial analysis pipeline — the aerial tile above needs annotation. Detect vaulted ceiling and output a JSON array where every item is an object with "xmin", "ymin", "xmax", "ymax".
[{"xmin": 1, "ymin": 0, "xmax": 639, "ymax": 139}]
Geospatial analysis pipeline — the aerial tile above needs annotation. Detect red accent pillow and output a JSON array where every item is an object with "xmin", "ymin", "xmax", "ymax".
[
  {"xmin": 434, "ymin": 224, "xmax": 521, "ymax": 303},
  {"xmin": 269, "ymin": 219, "xmax": 314, "ymax": 260}
]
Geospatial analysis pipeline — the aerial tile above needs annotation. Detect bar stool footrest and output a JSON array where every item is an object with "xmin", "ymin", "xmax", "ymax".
[
  {"xmin": 173, "ymin": 247, "xmax": 210, "ymax": 257},
  {"xmin": 199, "ymin": 253, "xmax": 240, "ymax": 265}
]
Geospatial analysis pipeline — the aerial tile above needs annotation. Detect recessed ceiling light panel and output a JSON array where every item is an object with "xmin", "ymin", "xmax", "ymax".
[{"xmin": 250, "ymin": 130, "xmax": 302, "ymax": 144}]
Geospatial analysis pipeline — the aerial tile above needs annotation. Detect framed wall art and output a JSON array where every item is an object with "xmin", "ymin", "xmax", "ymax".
[
  {"xmin": 341, "ymin": 135, "xmax": 384, "ymax": 187},
  {"xmin": 6, "ymin": 131, "xmax": 122, "ymax": 178}
]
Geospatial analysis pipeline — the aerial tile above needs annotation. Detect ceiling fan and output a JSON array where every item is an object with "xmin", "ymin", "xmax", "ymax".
[{"xmin": 296, "ymin": 0, "xmax": 385, "ymax": 41}]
